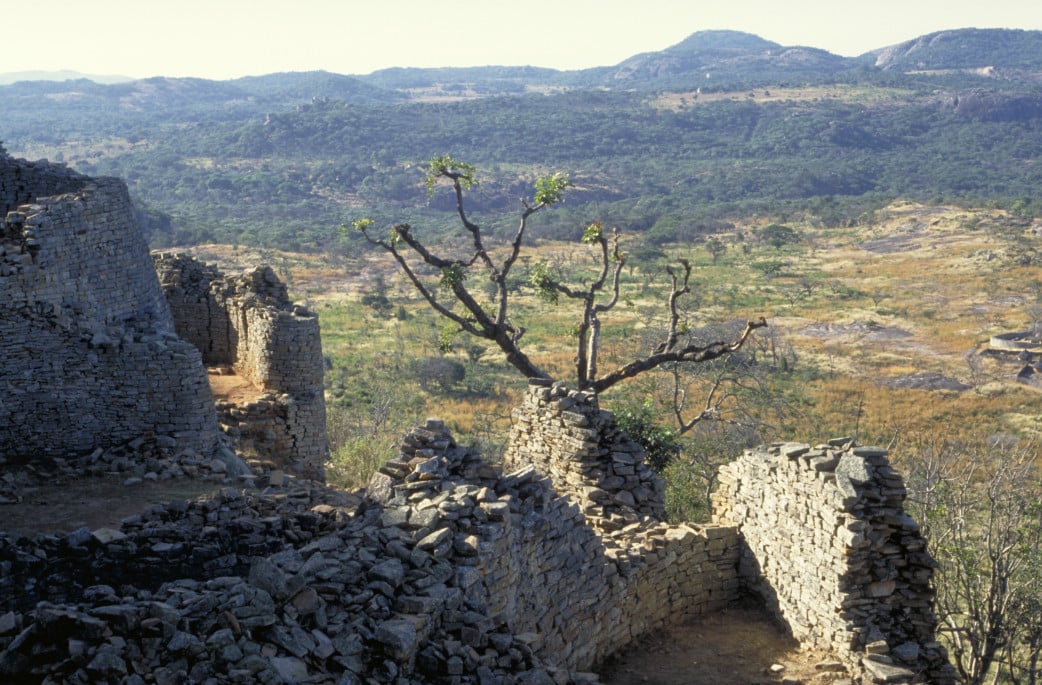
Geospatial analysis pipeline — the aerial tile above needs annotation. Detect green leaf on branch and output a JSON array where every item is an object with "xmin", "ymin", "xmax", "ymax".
[
  {"xmin": 529, "ymin": 262, "xmax": 559, "ymax": 304},
  {"xmin": 533, "ymin": 172, "xmax": 571, "ymax": 206},
  {"xmin": 440, "ymin": 263, "xmax": 467, "ymax": 289},
  {"xmin": 425, "ymin": 155, "xmax": 477, "ymax": 195},
  {"xmin": 581, "ymin": 220, "xmax": 603, "ymax": 245}
]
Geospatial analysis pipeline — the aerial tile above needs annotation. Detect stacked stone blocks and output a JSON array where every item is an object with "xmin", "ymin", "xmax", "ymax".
[
  {"xmin": 503, "ymin": 380, "xmax": 667, "ymax": 530},
  {"xmin": 153, "ymin": 253, "xmax": 328, "ymax": 480},
  {"xmin": 713, "ymin": 440, "xmax": 956, "ymax": 684},
  {"xmin": 370, "ymin": 412, "xmax": 740, "ymax": 673},
  {"xmin": 492, "ymin": 382, "xmax": 740, "ymax": 668},
  {"xmin": 0, "ymin": 153, "xmax": 219, "ymax": 460}
]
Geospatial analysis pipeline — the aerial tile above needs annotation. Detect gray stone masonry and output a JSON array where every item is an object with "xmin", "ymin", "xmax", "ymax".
[
  {"xmin": 0, "ymin": 417, "xmax": 739, "ymax": 683},
  {"xmin": 493, "ymin": 381, "xmax": 740, "ymax": 668},
  {"xmin": 0, "ymin": 152, "xmax": 219, "ymax": 460},
  {"xmin": 503, "ymin": 380, "xmax": 667, "ymax": 531},
  {"xmin": 713, "ymin": 440, "xmax": 957, "ymax": 685},
  {"xmin": 153, "ymin": 253, "xmax": 328, "ymax": 481},
  {"xmin": 0, "ymin": 395, "xmax": 956, "ymax": 683}
]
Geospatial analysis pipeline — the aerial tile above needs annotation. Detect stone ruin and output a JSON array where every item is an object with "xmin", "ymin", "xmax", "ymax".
[
  {"xmin": 714, "ymin": 441, "xmax": 954, "ymax": 683},
  {"xmin": 0, "ymin": 154, "xmax": 220, "ymax": 461},
  {"xmin": 153, "ymin": 253, "xmax": 327, "ymax": 480},
  {"xmin": 0, "ymin": 152, "xmax": 956, "ymax": 683},
  {"xmin": 0, "ymin": 150, "xmax": 326, "ymax": 480},
  {"xmin": 0, "ymin": 380, "xmax": 954, "ymax": 684}
]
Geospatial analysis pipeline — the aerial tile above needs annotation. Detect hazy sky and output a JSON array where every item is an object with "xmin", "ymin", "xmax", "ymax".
[{"xmin": 7, "ymin": 0, "xmax": 1042, "ymax": 80}]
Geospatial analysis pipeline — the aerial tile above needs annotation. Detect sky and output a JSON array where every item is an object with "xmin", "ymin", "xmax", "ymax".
[{"xmin": 5, "ymin": 0, "xmax": 1042, "ymax": 80}]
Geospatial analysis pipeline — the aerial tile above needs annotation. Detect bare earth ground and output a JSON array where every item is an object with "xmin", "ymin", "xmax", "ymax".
[
  {"xmin": 208, "ymin": 368, "xmax": 266, "ymax": 404},
  {"xmin": 598, "ymin": 602, "xmax": 837, "ymax": 685},
  {"xmin": 0, "ymin": 369, "xmax": 258, "ymax": 536},
  {"xmin": 0, "ymin": 477, "xmax": 221, "ymax": 536}
]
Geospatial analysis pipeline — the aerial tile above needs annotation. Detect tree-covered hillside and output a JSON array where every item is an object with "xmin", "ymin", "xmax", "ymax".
[{"xmin": 2, "ymin": 28, "xmax": 1042, "ymax": 250}]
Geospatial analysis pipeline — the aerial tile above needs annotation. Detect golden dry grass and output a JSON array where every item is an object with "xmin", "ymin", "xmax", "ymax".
[{"xmin": 194, "ymin": 200, "xmax": 1042, "ymax": 450}]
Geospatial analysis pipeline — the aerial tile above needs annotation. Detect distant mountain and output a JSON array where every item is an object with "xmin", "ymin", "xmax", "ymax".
[
  {"xmin": 869, "ymin": 28, "xmax": 1042, "ymax": 72},
  {"xmin": 5, "ymin": 26, "xmax": 1042, "ymax": 251},
  {"xmin": 601, "ymin": 30, "xmax": 855, "ymax": 89},
  {"xmin": 0, "ymin": 74, "xmax": 401, "ymax": 143},
  {"xmin": 0, "ymin": 70, "xmax": 132, "ymax": 85},
  {"xmin": 357, "ymin": 65, "xmax": 565, "ymax": 96}
]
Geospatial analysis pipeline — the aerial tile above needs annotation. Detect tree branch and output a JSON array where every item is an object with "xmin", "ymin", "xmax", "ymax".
[{"xmin": 590, "ymin": 317, "xmax": 768, "ymax": 394}]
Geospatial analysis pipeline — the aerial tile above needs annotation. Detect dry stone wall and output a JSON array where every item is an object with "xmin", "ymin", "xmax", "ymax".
[
  {"xmin": 491, "ymin": 381, "xmax": 739, "ymax": 668},
  {"xmin": 154, "ymin": 253, "xmax": 327, "ymax": 480},
  {"xmin": 0, "ymin": 416, "xmax": 737, "ymax": 684},
  {"xmin": 503, "ymin": 380, "xmax": 666, "ymax": 530},
  {"xmin": 713, "ymin": 440, "xmax": 956, "ymax": 684},
  {"xmin": 0, "ymin": 153, "xmax": 219, "ymax": 460},
  {"xmin": 0, "ymin": 376, "xmax": 954, "ymax": 683}
]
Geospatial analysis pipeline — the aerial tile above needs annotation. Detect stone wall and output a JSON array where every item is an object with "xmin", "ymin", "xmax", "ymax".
[
  {"xmin": 0, "ymin": 153, "xmax": 219, "ymax": 459},
  {"xmin": 713, "ymin": 440, "xmax": 956, "ymax": 684},
  {"xmin": 153, "ymin": 253, "xmax": 327, "ymax": 480},
  {"xmin": 0, "ymin": 153, "xmax": 88, "ymax": 217},
  {"xmin": 0, "ymin": 381, "xmax": 955, "ymax": 683},
  {"xmin": 503, "ymin": 380, "xmax": 666, "ymax": 530},
  {"xmin": 0, "ymin": 416, "xmax": 737, "ymax": 683},
  {"xmin": 490, "ymin": 382, "xmax": 739, "ymax": 668}
]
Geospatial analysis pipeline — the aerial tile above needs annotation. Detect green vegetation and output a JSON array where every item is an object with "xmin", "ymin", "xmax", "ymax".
[
  {"xmin": 3, "ymin": 29, "xmax": 1042, "ymax": 252},
  {"xmin": 7, "ymin": 28, "xmax": 1042, "ymax": 678}
]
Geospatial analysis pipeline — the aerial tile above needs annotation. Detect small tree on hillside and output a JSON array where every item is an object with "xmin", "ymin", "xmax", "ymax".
[
  {"xmin": 704, "ymin": 236, "xmax": 727, "ymax": 263},
  {"xmin": 351, "ymin": 155, "xmax": 766, "ymax": 397}
]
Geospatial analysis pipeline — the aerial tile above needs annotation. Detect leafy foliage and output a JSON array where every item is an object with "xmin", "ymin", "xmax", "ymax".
[
  {"xmin": 533, "ymin": 173, "xmax": 571, "ymax": 206},
  {"xmin": 614, "ymin": 401, "xmax": 683, "ymax": 471},
  {"xmin": 899, "ymin": 436, "xmax": 1042, "ymax": 684},
  {"xmin": 425, "ymin": 155, "xmax": 476, "ymax": 195}
]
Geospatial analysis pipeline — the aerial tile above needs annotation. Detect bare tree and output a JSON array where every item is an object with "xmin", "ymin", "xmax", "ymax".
[
  {"xmin": 352, "ymin": 155, "xmax": 766, "ymax": 394},
  {"xmin": 898, "ymin": 435, "xmax": 1042, "ymax": 685}
]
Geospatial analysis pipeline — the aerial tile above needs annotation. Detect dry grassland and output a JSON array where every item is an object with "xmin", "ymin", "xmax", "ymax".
[{"xmin": 184, "ymin": 200, "xmax": 1042, "ymax": 447}]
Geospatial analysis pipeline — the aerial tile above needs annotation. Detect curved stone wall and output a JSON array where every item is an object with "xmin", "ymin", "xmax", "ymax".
[
  {"xmin": 0, "ymin": 380, "xmax": 954, "ymax": 683},
  {"xmin": 0, "ymin": 154, "xmax": 219, "ymax": 459},
  {"xmin": 713, "ymin": 440, "xmax": 956, "ymax": 684},
  {"xmin": 154, "ymin": 253, "xmax": 327, "ymax": 480},
  {"xmin": 370, "ymin": 415, "xmax": 741, "ymax": 672}
]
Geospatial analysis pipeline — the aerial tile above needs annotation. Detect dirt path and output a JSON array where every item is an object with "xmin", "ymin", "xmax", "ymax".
[
  {"xmin": 598, "ymin": 603, "xmax": 841, "ymax": 685},
  {"xmin": 208, "ymin": 369, "xmax": 264, "ymax": 403}
]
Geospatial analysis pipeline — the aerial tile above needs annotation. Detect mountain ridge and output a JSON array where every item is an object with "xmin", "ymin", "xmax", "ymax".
[
  {"xmin": 3, "ymin": 26, "xmax": 1042, "ymax": 251},
  {"xmin": 4, "ymin": 27, "xmax": 1042, "ymax": 96},
  {"xmin": 0, "ymin": 69, "xmax": 133, "ymax": 85}
]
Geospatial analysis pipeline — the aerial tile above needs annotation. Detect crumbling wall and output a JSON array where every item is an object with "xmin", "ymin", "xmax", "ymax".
[
  {"xmin": 0, "ymin": 416, "xmax": 736, "ymax": 683},
  {"xmin": 0, "ymin": 154, "xmax": 219, "ymax": 459},
  {"xmin": 503, "ymin": 379, "xmax": 666, "ymax": 530},
  {"xmin": 154, "ymin": 253, "xmax": 327, "ymax": 480},
  {"xmin": 713, "ymin": 440, "xmax": 956, "ymax": 684},
  {"xmin": 370, "ymin": 415, "xmax": 740, "ymax": 672},
  {"xmin": 0, "ymin": 387, "xmax": 955, "ymax": 683},
  {"xmin": 488, "ymin": 381, "xmax": 740, "ymax": 668}
]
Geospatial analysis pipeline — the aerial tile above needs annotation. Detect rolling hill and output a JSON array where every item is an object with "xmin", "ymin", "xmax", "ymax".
[{"xmin": 2, "ymin": 27, "xmax": 1041, "ymax": 250}]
